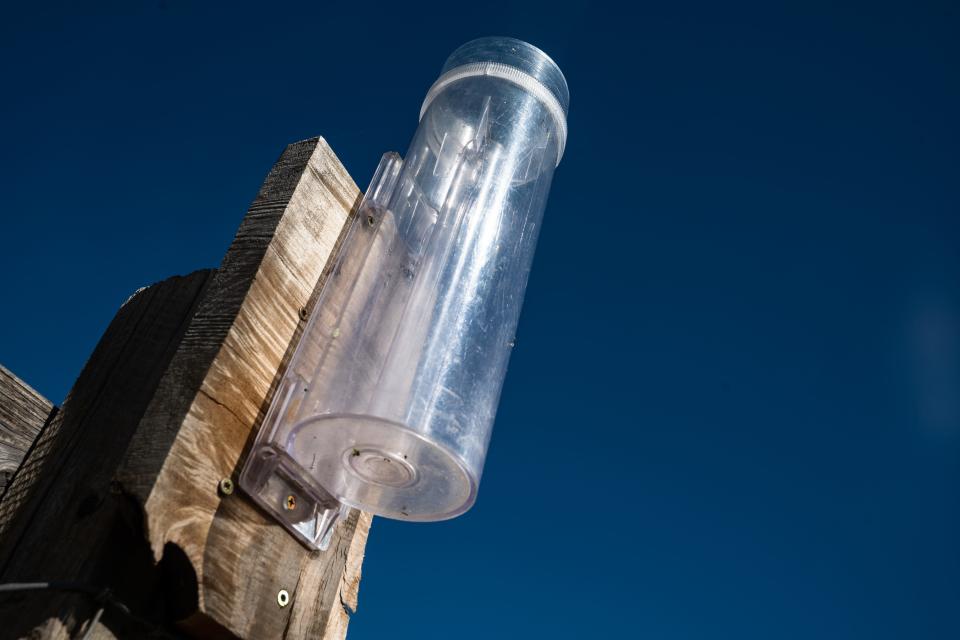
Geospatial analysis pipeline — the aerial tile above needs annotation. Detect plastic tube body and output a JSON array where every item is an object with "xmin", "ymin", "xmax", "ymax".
[{"xmin": 241, "ymin": 38, "xmax": 568, "ymax": 538}]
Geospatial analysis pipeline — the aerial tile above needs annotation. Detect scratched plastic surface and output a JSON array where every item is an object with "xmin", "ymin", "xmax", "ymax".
[{"xmin": 241, "ymin": 37, "xmax": 568, "ymax": 546}]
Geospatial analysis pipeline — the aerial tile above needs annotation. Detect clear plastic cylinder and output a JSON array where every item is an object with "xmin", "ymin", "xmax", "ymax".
[{"xmin": 241, "ymin": 37, "xmax": 568, "ymax": 544}]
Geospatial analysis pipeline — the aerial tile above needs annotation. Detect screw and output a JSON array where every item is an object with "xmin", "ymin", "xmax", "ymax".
[
  {"xmin": 277, "ymin": 589, "xmax": 290, "ymax": 608},
  {"xmin": 219, "ymin": 478, "xmax": 234, "ymax": 495},
  {"xmin": 366, "ymin": 214, "xmax": 376, "ymax": 226},
  {"xmin": 284, "ymin": 494, "xmax": 297, "ymax": 510},
  {"xmin": 298, "ymin": 306, "xmax": 308, "ymax": 321}
]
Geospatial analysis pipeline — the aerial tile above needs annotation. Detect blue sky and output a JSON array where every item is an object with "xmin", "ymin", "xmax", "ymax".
[{"xmin": 1, "ymin": 1, "xmax": 958, "ymax": 637}]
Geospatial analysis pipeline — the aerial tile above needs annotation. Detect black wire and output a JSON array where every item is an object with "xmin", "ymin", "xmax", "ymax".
[
  {"xmin": 0, "ymin": 581, "xmax": 169, "ymax": 636},
  {"xmin": 0, "ymin": 581, "xmax": 130, "ymax": 615}
]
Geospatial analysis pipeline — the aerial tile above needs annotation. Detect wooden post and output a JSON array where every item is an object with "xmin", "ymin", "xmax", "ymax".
[
  {"xmin": 0, "ymin": 137, "xmax": 372, "ymax": 639},
  {"xmin": 0, "ymin": 365, "xmax": 55, "ymax": 494}
]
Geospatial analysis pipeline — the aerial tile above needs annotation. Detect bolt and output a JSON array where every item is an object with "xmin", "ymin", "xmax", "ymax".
[
  {"xmin": 219, "ymin": 478, "xmax": 234, "ymax": 495},
  {"xmin": 284, "ymin": 494, "xmax": 297, "ymax": 510},
  {"xmin": 366, "ymin": 214, "xmax": 376, "ymax": 226},
  {"xmin": 277, "ymin": 589, "xmax": 290, "ymax": 607}
]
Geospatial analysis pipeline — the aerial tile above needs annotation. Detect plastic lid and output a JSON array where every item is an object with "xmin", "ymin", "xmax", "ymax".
[
  {"xmin": 440, "ymin": 37, "xmax": 569, "ymax": 116},
  {"xmin": 420, "ymin": 37, "xmax": 569, "ymax": 165}
]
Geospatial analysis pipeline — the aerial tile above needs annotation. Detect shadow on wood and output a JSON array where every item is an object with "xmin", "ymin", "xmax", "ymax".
[{"xmin": 0, "ymin": 138, "xmax": 372, "ymax": 639}]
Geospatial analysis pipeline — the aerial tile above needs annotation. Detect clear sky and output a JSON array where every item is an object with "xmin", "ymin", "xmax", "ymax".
[{"xmin": 1, "ymin": 1, "xmax": 958, "ymax": 638}]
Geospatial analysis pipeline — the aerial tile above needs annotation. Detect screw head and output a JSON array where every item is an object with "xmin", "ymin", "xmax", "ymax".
[
  {"xmin": 298, "ymin": 306, "xmax": 308, "ymax": 321},
  {"xmin": 219, "ymin": 478, "xmax": 234, "ymax": 495},
  {"xmin": 277, "ymin": 589, "xmax": 290, "ymax": 607},
  {"xmin": 284, "ymin": 494, "xmax": 297, "ymax": 510}
]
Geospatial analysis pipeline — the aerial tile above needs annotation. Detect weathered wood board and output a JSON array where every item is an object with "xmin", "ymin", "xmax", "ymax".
[
  {"xmin": 0, "ymin": 270, "xmax": 215, "ymax": 639},
  {"xmin": 0, "ymin": 137, "xmax": 371, "ymax": 639},
  {"xmin": 0, "ymin": 365, "xmax": 54, "ymax": 494}
]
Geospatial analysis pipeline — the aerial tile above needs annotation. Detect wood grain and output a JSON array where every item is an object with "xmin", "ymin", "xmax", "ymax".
[
  {"xmin": 0, "ymin": 365, "xmax": 54, "ymax": 494},
  {"xmin": 0, "ymin": 270, "xmax": 214, "ymax": 638},
  {"xmin": 0, "ymin": 138, "xmax": 371, "ymax": 639},
  {"xmin": 119, "ymin": 137, "xmax": 369, "ymax": 638}
]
